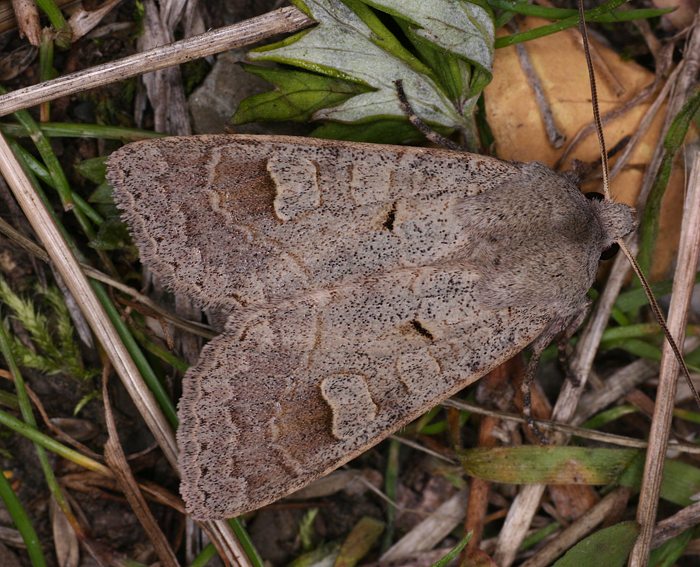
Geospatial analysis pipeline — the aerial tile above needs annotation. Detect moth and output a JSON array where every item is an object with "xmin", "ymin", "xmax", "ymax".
[{"xmin": 107, "ymin": 133, "xmax": 635, "ymax": 519}]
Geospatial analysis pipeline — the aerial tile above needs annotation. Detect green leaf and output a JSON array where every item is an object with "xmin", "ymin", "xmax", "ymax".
[
  {"xmin": 241, "ymin": 0, "xmax": 494, "ymax": 139},
  {"xmin": 335, "ymin": 516, "xmax": 384, "ymax": 566},
  {"xmin": 581, "ymin": 405, "xmax": 639, "ymax": 430},
  {"xmin": 460, "ymin": 447, "xmax": 638, "ymax": 485},
  {"xmin": 618, "ymin": 453, "xmax": 700, "ymax": 506},
  {"xmin": 233, "ymin": 65, "xmax": 370, "ymax": 124},
  {"xmin": 363, "ymin": 0, "xmax": 494, "ymax": 76},
  {"xmin": 75, "ymin": 156, "xmax": 107, "ymax": 184},
  {"xmin": 649, "ymin": 529, "xmax": 694, "ymax": 567},
  {"xmin": 89, "ymin": 218, "xmax": 131, "ymax": 251},
  {"xmin": 299, "ymin": 508, "xmax": 319, "ymax": 551},
  {"xmin": 552, "ymin": 522, "xmax": 639, "ymax": 567},
  {"xmin": 463, "ymin": 448, "xmax": 700, "ymax": 507},
  {"xmin": 489, "ymin": 0, "xmax": 673, "ymax": 23},
  {"xmin": 637, "ymin": 88, "xmax": 700, "ymax": 276},
  {"xmin": 432, "ymin": 532, "xmax": 472, "ymax": 566}
]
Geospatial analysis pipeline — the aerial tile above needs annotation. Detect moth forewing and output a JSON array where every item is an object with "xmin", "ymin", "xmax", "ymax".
[{"xmin": 107, "ymin": 134, "xmax": 635, "ymax": 519}]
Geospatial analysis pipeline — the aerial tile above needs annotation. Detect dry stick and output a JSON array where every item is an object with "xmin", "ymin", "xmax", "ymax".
[
  {"xmin": 554, "ymin": 20, "xmax": 676, "ymax": 172},
  {"xmin": 11, "ymin": 0, "xmax": 41, "ymax": 46},
  {"xmin": 629, "ymin": 148, "xmax": 700, "ymax": 564},
  {"xmin": 573, "ymin": 358, "xmax": 658, "ymax": 425},
  {"xmin": 629, "ymin": 18, "xmax": 700, "ymax": 565},
  {"xmin": 381, "ymin": 489, "xmax": 469, "ymax": 562},
  {"xmin": 102, "ymin": 369, "xmax": 179, "ymax": 567},
  {"xmin": 554, "ymin": 80, "xmax": 657, "ymax": 171},
  {"xmin": 620, "ymin": 241, "xmax": 699, "ymax": 407},
  {"xmin": 651, "ymin": 499, "xmax": 700, "ymax": 549},
  {"xmin": 511, "ymin": 20, "xmax": 566, "ymax": 148},
  {"xmin": 637, "ymin": 19, "xmax": 700, "ymax": 207},
  {"xmin": 0, "ymin": 5, "xmax": 314, "ymax": 116}
]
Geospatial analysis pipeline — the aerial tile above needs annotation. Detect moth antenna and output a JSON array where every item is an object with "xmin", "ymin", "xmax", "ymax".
[
  {"xmin": 578, "ymin": 1, "xmax": 700, "ymax": 408},
  {"xmin": 577, "ymin": 1, "xmax": 610, "ymax": 200},
  {"xmin": 393, "ymin": 80, "xmax": 466, "ymax": 152},
  {"xmin": 619, "ymin": 241, "xmax": 700, "ymax": 407}
]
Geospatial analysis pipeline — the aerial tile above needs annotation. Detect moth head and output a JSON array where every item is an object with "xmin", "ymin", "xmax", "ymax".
[{"xmin": 585, "ymin": 192, "xmax": 637, "ymax": 259}]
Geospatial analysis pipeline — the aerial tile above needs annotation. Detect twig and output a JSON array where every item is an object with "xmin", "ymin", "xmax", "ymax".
[
  {"xmin": 554, "ymin": 78, "xmax": 660, "ymax": 171},
  {"xmin": 637, "ymin": 17, "xmax": 700, "ymax": 207},
  {"xmin": 511, "ymin": 20, "xmax": 566, "ymax": 148},
  {"xmin": 608, "ymin": 63, "xmax": 681, "ymax": 180},
  {"xmin": 102, "ymin": 367, "xmax": 179, "ymax": 567},
  {"xmin": 573, "ymin": 358, "xmax": 658, "ymax": 425},
  {"xmin": 651, "ymin": 499, "xmax": 700, "ymax": 549}
]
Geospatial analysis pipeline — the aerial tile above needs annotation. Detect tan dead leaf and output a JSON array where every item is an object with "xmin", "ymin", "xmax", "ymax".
[
  {"xmin": 11, "ymin": 0, "xmax": 40, "ymax": 45},
  {"xmin": 66, "ymin": 0, "xmax": 121, "ymax": 42},
  {"xmin": 0, "ymin": 44, "xmax": 36, "ymax": 81},
  {"xmin": 50, "ymin": 497, "xmax": 79, "ymax": 567}
]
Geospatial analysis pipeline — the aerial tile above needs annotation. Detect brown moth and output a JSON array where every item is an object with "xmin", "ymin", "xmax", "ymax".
[{"xmin": 107, "ymin": 133, "xmax": 635, "ymax": 519}]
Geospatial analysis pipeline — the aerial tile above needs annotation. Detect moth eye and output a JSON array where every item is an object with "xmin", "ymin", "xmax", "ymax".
[
  {"xmin": 600, "ymin": 243, "xmax": 620, "ymax": 261},
  {"xmin": 585, "ymin": 191, "xmax": 604, "ymax": 201}
]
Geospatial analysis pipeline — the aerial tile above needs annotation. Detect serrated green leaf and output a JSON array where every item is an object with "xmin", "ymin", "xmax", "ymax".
[
  {"xmin": 553, "ymin": 522, "xmax": 639, "ymax": 567},
  {"xmin": 248, "ymin": 0, "xmax": 493, "ymax": 129},
  {"xmin": 233, "ymin": 65, "xmax": 369, "ymax": 124},
  {"xmin": 363, "ymin": 0, "xmax": 494, "ymax": 73}
]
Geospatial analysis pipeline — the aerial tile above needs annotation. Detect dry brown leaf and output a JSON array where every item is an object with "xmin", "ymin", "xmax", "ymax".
[
  {"xmin": 10, "ymin": 0, "xmax": 40, "ymax": 45},
  {"xmin": 66, "ymin": 0, "xmax": 121, "ymax": 43},
  {"xmin": 50, "ymin": 497, "xmax": 79, "ymax": 567}
]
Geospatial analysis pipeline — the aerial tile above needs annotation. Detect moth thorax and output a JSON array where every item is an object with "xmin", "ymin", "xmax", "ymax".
[{"xmin": 593, "ymin": 200, "xmax": 637, "ymax": 246}]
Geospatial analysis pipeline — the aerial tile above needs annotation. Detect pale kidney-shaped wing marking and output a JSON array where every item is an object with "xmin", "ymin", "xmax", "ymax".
[
  {"xmin": 177, "ymin": 265, "xmax": 556, "ymax": 520},
  {"xmin": 107, "ymin": 134, "xmax": 524, "ymax": 311}
]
